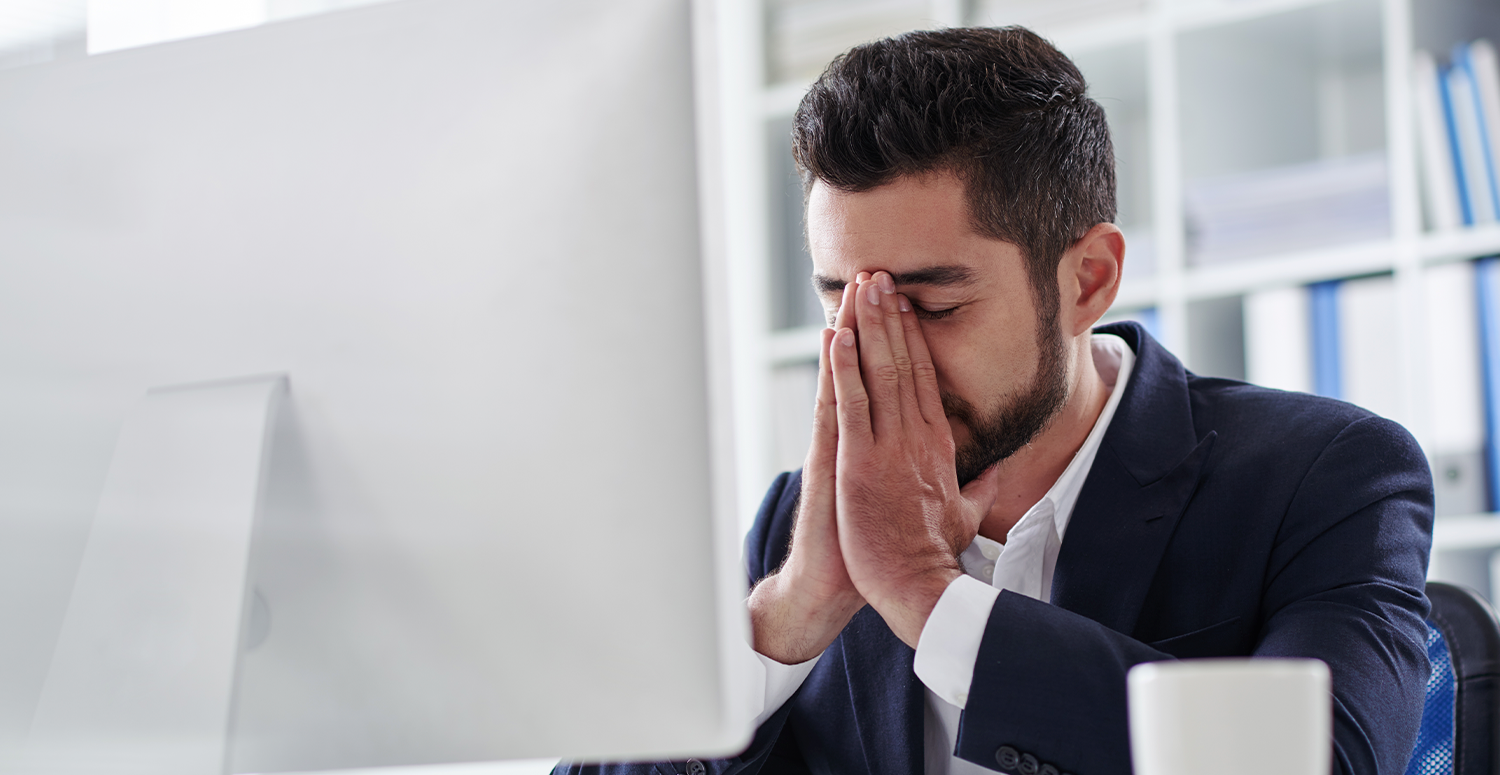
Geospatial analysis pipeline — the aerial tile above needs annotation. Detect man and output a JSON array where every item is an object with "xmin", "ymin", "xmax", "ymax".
[{"xmin": 561, "ymin": 26, "xmax": 1431, "ymax": 775}]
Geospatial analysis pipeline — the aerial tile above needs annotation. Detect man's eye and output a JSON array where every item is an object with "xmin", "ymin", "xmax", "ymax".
[{"xmin": 912, "ymin": 303, "xmax": 957, "ymax": 320}]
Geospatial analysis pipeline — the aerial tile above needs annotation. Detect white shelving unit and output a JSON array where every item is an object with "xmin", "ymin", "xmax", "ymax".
[{"xmin": 723, "ymin": 0, "xmax": 1500, "ymax": 594}]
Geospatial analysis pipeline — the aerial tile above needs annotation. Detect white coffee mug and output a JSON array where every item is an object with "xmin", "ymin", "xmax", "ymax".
[{"xmin": 1127, "ymin": 658, "xmax": 1331, "ymax": 775}]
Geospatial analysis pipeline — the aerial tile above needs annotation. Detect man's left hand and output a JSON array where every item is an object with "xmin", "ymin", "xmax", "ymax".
[{"xmin": 828, "ymin": 271, "xmax": 1003, "ymax": 649}]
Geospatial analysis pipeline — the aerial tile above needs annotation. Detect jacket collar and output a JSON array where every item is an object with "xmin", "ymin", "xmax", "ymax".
[{"xmin": 1050, "ymin": 321, "xmax": 1218, "ymax": 636}]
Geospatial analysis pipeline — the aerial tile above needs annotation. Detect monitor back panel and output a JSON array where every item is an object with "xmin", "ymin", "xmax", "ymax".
[{"xmin": 0, "ymin": 0, "xmax": 745, "ymax": 769}]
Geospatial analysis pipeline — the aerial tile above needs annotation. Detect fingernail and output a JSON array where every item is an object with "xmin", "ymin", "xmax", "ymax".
[
  {"xmin": 857, "ymin": 271, "xmax": 871, "ymax": 283},
  {"xmin": 839, "ymin": 329, "xmax": 855, "ymax": 347},
  {"xmin": 898, "ymin": 294, "xmax": 911, "ymax": 312},
  {"xmin": 878, "ymin": 272, "xmax": 894, "ymax": 294},
  {"xmin": 866, "ymin": 282, "xmax": 881, "ymax": 306}
]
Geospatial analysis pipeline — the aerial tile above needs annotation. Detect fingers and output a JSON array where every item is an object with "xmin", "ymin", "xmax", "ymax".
[
  {"xmin": 898, "ymin": 294, "xmax": 945, "ymax": 426},
  {"xmin": 830, "ymin": 273, "xmax": 873, "ymax": 445},
  {"xmin": 818, "ymin": 279, "xmax": 861, "ymax": 412},
  {"xmin": 808, "ymin": 326, "xmax": 838, "ymax": 457},
  {"xmin": 874, "ymin": 277, "xmax": 922, "ymax": 428},
  {"xmin": 830, "ymin": 325, "xmax": 872, "ymax": 444},
  {"xmin": 838, "ymin": 271, "xmax": 869, "ymax": 331},
  {"xmin": 812, "ymin": 278, "xmax": 859, "ymax": 453},
  {"xmin": 832, "ymin": 273, "xmax": 860, "ymax": 345},
  {"xmin": 851, "ymin": 272, "xmax": 913, "ymax": 439}
]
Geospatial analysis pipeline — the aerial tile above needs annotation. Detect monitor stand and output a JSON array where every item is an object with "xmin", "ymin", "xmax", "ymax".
[{"xmin": 24, "ymin": 375, "xmax": 287, "ymax": 775}]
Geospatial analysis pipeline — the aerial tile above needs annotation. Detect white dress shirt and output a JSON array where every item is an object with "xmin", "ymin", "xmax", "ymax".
[{"xmin": 740, "ymin": 333, "xmax": 1136, "ymax": 774}]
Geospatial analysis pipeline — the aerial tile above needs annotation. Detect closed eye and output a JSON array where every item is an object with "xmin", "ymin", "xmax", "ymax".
[
  {"xmin": 820, "ymin": 299, "xmax": 958, "ymax": 325},
  {"xmin": 912, "ymin": 303, "xmax": 957, "ymax": 320}
]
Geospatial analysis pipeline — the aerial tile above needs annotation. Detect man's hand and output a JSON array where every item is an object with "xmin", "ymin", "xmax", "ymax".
[
  {"xmin": 747, "ymin": 275, "xmax": 869, "ymax": 665},
  {"xmin": 830, "ymin": 271, "xmax": 1002, "ymax": 649}
]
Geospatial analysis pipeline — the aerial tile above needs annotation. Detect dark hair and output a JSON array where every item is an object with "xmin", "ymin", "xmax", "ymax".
[{"xmin": 791, "ymin": 27, "xmax": 1116, "ymax": 321}]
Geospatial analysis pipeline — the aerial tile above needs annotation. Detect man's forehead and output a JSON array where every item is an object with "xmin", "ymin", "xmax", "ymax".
[
  {"xmin": 807, "ymin": 176, "xmax": 973, "ymax": 242},
  {"xmin": 805, "ymin": 174, "xmax": 1023, "ymax": 291}
]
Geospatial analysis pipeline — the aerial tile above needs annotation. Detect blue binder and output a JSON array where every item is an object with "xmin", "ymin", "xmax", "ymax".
[
  {"xmin": 1476, "ymin": 258, "xmax": 1500, "ymax": 510},
  {"xmin": 1455, "ymin": 43, "xmax": 1500, "ymax": 221},
  {"xmin": 1309, "ymin": 280, "xmax": 1343, "ymax": 400},
  {"xmin": 1441, "ymin": 53, "xmax": 1477, "ymax": 226}
]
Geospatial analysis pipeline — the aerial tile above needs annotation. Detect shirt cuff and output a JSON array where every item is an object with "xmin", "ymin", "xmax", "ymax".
[
  {"xmin": 913, "ymin": 573, "xmax": 1000, "ymax": 709},
  {"xmin": 753, "ymin": 649, "xmax": 820, "ymax": 727},
  {"xmin": 736, "ymin": 611, "xmax": 822, "ymax": 728}
]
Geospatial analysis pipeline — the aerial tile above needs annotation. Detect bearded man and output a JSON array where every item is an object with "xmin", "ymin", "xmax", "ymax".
[{"xmin": 560, "ymin": 25, "xmax": 1432, "ymax": 775}]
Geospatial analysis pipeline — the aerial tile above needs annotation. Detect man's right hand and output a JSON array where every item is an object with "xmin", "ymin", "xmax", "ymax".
[{"xmin": 747, "ymin": 274, "xmax": 868, "ymax": 665}]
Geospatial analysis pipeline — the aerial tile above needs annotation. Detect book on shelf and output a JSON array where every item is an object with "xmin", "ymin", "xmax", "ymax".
[
  {"xmin": 1415, "ymin": 50, "xmax": 1464, "ymax": 230},
  {"xmin": 1244, "ymin": 285, "xmax": 1312, "ymax": 394},
  {"xmin": 1444, "ymin": 44, "xmax": 1498, "ymax": 223},
  {"xmin": 1477, "ymin": 258, "xmax": 1500, "ymax": 513},
  {"xmin": 1247, "ymin": 272, "xmax": 1489, "ymax": 516},
  {"xmin": 1467, "ymin": 41, "xmax": 1500, "ymax": 199},
  {"xmin": 1414, "ymin": 40, "xmax": 1500, "ymax": 229},
  {"xmin": 1243, "ymin": 282, "xmax": 1348, "ymax": 401},
  {"xmin": 1289, "ymin": 276, "xmax": 1401, "ymax": 419},
  {"xmin": 1182, "ymin": 153, "xmax": 1390, "ymax": 266},
  {"xmin": 1337, "ymin": 275, "xmax": 1402, "ymax": 424},
  {"xmin": 1426, "ymin": 261, "xmax": 1489, "ymax": 516},
  {"xmin": 1308, "ymin": 280, "xmax": 1341, "ymax": 400}
]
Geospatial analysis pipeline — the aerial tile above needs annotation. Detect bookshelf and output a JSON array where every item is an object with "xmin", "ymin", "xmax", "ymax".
[{"xmin": 723, "ymin": 0, "xmax": 1500, "ymax": 596}]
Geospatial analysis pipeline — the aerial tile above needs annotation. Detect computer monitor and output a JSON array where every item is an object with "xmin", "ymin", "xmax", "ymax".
[{"xmin": 0, "ymin": 0, "xmax": 751, "ymax": 771}]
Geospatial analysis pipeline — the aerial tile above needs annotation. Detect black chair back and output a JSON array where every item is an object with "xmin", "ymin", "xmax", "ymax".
[{"xmin": 1408, "ymin": 582, "xmax": 1500, "ymax": 775}]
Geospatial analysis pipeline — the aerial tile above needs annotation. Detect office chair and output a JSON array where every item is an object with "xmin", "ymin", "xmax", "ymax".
[{"xmin": 1405, "ymin": 582, "xmax": 1500, "ymax": 775}]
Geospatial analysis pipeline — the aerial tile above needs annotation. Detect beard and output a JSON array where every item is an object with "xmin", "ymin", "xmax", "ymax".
[{"xmin": 946, "ymin": 313, "xmax": 1070, "ymax": 487}]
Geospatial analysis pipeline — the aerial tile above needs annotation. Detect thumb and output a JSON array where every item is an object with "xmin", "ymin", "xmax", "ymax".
[{"xmin": 959, "ymin": 462, "xmax": 1003, "ymax": 516}]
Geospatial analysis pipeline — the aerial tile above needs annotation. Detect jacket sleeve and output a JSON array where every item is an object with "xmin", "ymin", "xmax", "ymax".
[
  {"xmin": 553, "ymin": 471, "xmax": 810, "ymax": 775},
  {"xmin": 953, "ymin": 416, "xmax": 1433, "ymax": 775}
]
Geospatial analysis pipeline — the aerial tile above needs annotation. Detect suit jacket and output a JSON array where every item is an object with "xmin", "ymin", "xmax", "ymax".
[{"xmin": 559, "ymin": 322, "xmax": 1434, "ymax": 775}]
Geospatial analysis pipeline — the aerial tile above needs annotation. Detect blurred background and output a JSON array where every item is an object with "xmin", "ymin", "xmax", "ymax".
[
  {"xmin": 733, "ymin": 0, "xmax": 1500, "ymax": 606},
  {"xmin": 4, "ymin": 0, "xmax": 1500, "ymax": 640}
]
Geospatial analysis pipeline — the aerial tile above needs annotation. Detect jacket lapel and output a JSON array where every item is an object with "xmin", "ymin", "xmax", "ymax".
[
  {"xmin": 1051, "ymin": 323, "xmax": 1219, "ymax": 636},
  {"xmin": 840, "ymin": 605, "xmax": 924, "ymax": 775}
]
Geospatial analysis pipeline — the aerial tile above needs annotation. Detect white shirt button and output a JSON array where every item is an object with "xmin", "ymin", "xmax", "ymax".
[
  {"xmin": 982, "ymin": 563, "xmax": 995, "ymax": 579},
  {"xmin": 981, "ymin": 544, "xmax": 1000, "ymax": 560}
]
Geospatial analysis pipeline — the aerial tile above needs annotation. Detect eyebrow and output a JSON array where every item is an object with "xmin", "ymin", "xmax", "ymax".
[{"xmin": 811, "ymin": 265, "xmax": 979, "ymax": 295}]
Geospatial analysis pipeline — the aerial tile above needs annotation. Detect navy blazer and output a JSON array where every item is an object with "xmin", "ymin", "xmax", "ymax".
[{"xmin": 559, "ymin": 322, "xmax": 1434, "ymax": 775}]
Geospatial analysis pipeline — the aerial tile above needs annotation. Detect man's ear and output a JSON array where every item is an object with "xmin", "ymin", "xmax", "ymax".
[{"xmin": 1058, "ymin": 223, "xmax": 1125, "ymax": 337}]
